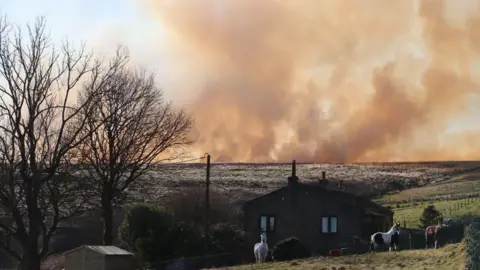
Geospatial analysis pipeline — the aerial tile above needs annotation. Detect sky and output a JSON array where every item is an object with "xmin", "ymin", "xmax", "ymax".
[
  {"xmin": 1, "ymin": 0, "xmax": 137, "ymax": 42},
  {"xmin": 0, "ymin": 0, "xmax": 182, "ymax": 100},
  {"xmin": 1, "ymin": 0, "xmax": 480, "ymax": 162}
]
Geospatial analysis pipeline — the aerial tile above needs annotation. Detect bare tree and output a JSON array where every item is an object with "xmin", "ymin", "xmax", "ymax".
[
  {"xmin": 0, "ymin": 16, "xmax": 127, "ymax": 269},
  {"xmin": 78, "ymin": 64, "xmax": 193, "ymax": 245}
]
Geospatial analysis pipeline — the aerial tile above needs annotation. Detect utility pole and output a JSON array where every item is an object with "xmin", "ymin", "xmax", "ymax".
[{"xmin": 204, "ymin": 153, "xmax": 211, "ymax": 256}]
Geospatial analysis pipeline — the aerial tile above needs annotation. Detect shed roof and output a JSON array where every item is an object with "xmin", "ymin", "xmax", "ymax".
[
  {"xmin": 64, "ymin": 245, "xmax": 134, "ymax": 256},
  {"xmin": 243, "ymin": 182, "xmax": 393, "ymax": 216}
]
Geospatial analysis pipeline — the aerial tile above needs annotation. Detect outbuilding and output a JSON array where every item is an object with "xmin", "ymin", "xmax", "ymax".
[{"xmin": 63, "ymin": 245, "xmax": 135, "ymax": 270}]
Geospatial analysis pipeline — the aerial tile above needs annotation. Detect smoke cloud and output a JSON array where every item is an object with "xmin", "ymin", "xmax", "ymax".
[{"xmin": 142, "ymin": 0, "xmax": 480, "ymax": 163}]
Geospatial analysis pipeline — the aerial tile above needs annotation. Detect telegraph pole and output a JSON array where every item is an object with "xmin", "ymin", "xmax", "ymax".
[{"xmin": 204, "ymin": 153, "xmax": 211, "ymax": 256}]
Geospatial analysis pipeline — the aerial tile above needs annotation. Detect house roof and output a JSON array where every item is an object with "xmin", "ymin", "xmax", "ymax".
[
  {"xmin": 243, "ymin": 181, "xmax": 393, "ymax": 216},
  {"xmin": 63, "ymin": 245, "xmax": 134, "ymax": 256}
]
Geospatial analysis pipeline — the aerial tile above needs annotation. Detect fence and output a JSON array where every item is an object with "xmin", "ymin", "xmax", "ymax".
[
  {"xmin": 382, "ymin": 186, "xmax": 480, "ymax": 206},
  {"xmin": 390, "ymin": 196, "xmax": 480, "ymax": 228},
  {"xmin": 396, "ymin": 221, "xmax": 464, "ymax": 250}
]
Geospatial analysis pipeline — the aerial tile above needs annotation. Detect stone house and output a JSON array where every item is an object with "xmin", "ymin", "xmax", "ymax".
[{"xmin": 243, "ymin": 161, "xmax": 393, "ymax": 254}]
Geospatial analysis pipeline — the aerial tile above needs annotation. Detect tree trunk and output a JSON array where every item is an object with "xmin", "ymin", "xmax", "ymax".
[
  {"xmin": 19, "ymin": 176, "xmax": 42, "ymax": 270},
  {"xmin": 17, "ymin": 247, "xmax": 41, "ymax": 270},
  {"xmin": 102, "ymin": 188, "xmax": 114, "ymax": 245}
]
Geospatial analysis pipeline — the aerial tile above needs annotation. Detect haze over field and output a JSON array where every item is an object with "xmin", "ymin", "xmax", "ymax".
[{"xmin": 4, "ymin": 0, "xmax": 480, "ymax": 163}]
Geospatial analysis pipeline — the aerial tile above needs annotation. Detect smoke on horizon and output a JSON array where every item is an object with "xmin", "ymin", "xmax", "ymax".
[{"xmin": 142, "ymin": 0, "xmax": 480, "ymax": 163}]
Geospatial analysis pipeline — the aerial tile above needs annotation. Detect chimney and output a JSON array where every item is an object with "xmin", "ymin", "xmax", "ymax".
[
  {"xmin": 318, "ymin": 170, "xmax": 328, "ymax": 187},
  {"xmin": 288, "ymin": 160, "xmax": 299, "ymax": 185},
  {"xmin": 318, "ymin": 171, "xmax": 328, "ymax": 187}
]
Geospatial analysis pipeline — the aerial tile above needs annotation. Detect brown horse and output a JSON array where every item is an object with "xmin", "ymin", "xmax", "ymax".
[{"xmin": 425, "ymin": 223, "xmax": 448, "ymax": 249}]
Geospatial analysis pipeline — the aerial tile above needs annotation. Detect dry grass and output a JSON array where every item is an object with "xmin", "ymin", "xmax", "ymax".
[
  {"xmin": 213, "ymin": 243, "xmax": 465, "ymax": 270},
  {"xmin": 127, "ymin": 162, "xmax": 470, "ymax": 205}
]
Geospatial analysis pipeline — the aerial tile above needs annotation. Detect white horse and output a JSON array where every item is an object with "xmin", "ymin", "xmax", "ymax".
[
  {"xmin": 254, "ymin": 233, "xmax": 269, "ymax": 263},
  {"xmin": 370, "ymin": 222, "xmax": 401, "ymax": 252}
]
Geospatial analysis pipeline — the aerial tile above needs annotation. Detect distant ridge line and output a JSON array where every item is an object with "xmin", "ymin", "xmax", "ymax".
[{"xmin": 162, "ymin": 160, "xmax": 480, "ymax": 165}]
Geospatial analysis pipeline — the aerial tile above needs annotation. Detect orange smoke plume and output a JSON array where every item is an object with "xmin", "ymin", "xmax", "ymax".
[{"xmin": 142, "ymin": 0, "xmax": 480, "ymax": 163}]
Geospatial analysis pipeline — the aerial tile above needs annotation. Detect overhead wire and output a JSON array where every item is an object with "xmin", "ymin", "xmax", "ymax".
[{"xmin": 169, "ymin": 156, "xmax": 207, "ymax": 164}]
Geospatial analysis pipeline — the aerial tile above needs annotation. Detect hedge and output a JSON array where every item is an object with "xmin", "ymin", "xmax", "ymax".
[{"xmin": 464, "ymin": 220, "xmax": 480, "ymax": 269}]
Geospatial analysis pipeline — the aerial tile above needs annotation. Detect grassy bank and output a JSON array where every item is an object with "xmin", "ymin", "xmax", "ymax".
[{"xmin": 213, "ymin": 243, "xmax": 464, "ymax": 270}]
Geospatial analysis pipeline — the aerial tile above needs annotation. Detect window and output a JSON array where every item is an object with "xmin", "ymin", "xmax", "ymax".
[
  {"xmin": 330, "ymin": 217, "xmax": 337, "ymax": 233},
  {"xmin": 260, "ymin": 215, "xmax": 276, "ymax": 232},
  {"xmin": 269, "ymin": 216, "xmax": 275, "ymax": 232},
  {"xmin": 321, "ymin": 217, "xmax": 329, "ymax": 233},
  {"xmin": 321, "ymin": 216, "xmax": 338, "ymax": 234}
]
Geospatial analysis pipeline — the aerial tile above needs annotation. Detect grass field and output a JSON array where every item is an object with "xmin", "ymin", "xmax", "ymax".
[
  {"xmin": 391, "ymin": 197, "xmax": 480, "ymax": 228},
  {"xmin": 372, "ymin": 170, "xmax": 480, "ymax": 228},
  {"xmin": 377, "ymin": 170, "xmax": 480, "ymax": 204},
  {"xmin": 214, "ymin": 243, "xmax": 465, "ymax": 270}
]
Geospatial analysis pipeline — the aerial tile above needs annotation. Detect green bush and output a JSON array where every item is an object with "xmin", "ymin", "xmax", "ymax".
[
  {"xmin": 118, "ymin": 204, "xmax": 169, "ymax": 244},
  {"xmin": 419, "ymin": 205, "xmax": 443, "ymax": 229},
  {"xmin": 209, "ymin": 223, "xmax": 252, "ymax": 257},
  {"xmin": 272, "ymin": 237, "xmax": 310, "ymax": 261},
  {"xmin": 166, "ymin": 221, "xmax": 203, "ymax": 258},
  {"xmin": 118, "ymin": 204, "xmax": 251, "ymax": 264},
  {"xmin": 118, "ymin": 204, "xmax": 202, "ymax": 264}
]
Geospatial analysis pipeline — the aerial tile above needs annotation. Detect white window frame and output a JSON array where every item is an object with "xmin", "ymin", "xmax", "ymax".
[
  {"xmin": 260, "ymin": 215, "xmax": 276, "ymax": 233},
  {"xmin": 321, "ymin": 216, "xmax": 338, "ymax": 234}
]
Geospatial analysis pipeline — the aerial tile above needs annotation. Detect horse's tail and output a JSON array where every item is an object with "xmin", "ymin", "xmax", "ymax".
[{"xmin": 369, "ymin": 239, "xmax": 374, "ymax": 252}]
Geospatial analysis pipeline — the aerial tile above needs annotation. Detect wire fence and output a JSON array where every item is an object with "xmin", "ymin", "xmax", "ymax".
[{"xmin": 390, "ymin": 196, "xmax": 480, "ymax": 229}]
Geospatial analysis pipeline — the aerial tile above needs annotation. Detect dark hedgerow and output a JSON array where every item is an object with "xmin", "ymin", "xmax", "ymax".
[
  {"xmin": 464, "ymin": 221, "xmax": 480, "ymax": 270},
  {"xmin": 272, "ymin": 237, "xmax": 310, "ymax": 261}
]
